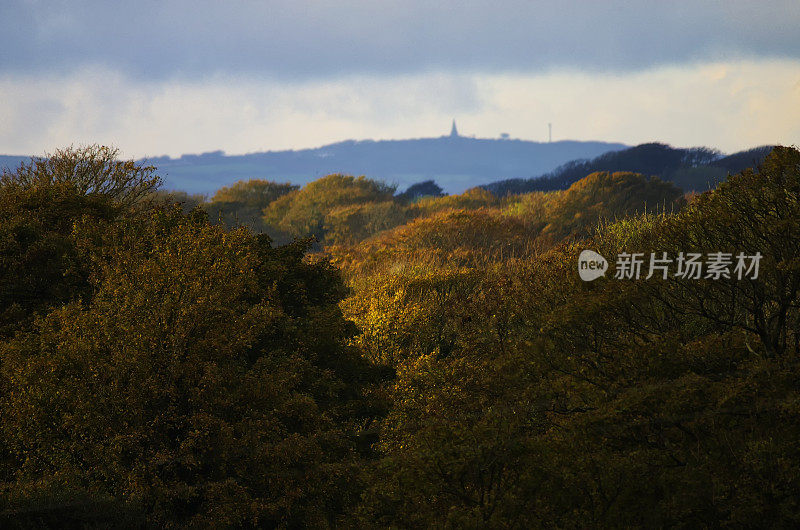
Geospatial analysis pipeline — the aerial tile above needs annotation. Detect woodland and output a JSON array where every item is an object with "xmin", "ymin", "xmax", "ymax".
[{"xmin": 1, "ymin": 145, "xmax": 799, "ymax": 527}]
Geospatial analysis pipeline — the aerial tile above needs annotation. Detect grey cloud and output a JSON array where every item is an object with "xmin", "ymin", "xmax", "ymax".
[{"xmin": 1, "ymin": 0, "xmax": 799, "ymax": 80}]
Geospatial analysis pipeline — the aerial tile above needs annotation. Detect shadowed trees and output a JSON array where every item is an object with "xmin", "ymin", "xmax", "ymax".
[
  {"xmin": 2, "ymin": 143, "xmax": 799, "ymax": 527},
  {"xmin": 0, "ymin": 148, "xmax": 388, "ymax": 527},
  {"xmin": 344, "ymin": 146, "xmax": 800, "ymax": 527}
]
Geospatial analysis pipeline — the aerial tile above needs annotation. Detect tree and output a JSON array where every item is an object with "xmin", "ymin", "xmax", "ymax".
[
  {"xmin": 397, "ymin": 180, "xmax": 445, "ymax": 202},
  {"xmin": 205, "ymin": 179, "xmax": 297, "ymax": 237},
  {"xmin": 0, "ymin": 146, "xmax": 160, "ymax": 338},
  {"xmin": 263, "ymin": 174, "xmax": 395, "ymax": 243},
  {"xmin": 645, "ymin": 146, "xmax": 800, "ymax": 358},
  {"xmin": 323, "ymin": 201, "xmax": 409, "ymax": 246},
  {"xmin": 147, "ymin": 189, "xmax": 206, "ymax": 214},
  {"xmin": 352, "ymin": 147, "xmax": 800, "ymax": 527},
  {"xmin": 2, "ymin": 145, "xmax": 160, "ymax": 206},
  {"xmin": 538, "ymin": 171, "xmax": 684, "ymax": 241},
  {"xmin": 0, "ymin": 149, "xmax": 389, "ymax": 526},
  {"xmin": 410, "ymin": 187, "xmax": 498, "ymax": 217}
]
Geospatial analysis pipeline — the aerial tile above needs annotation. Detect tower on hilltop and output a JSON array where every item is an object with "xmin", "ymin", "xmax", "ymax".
[{"xmin": 450, "ymin": 119, "xmax": 459, "ymax": 138}]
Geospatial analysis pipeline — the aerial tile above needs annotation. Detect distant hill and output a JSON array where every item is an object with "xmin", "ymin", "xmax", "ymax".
[
  {"xmin": 1, "ymin": 136, "xmax": 626, "ymax": 195},
  {"xmin": 0, "ymin": 155, "xmax": 29, "ymax": 173},
  {"xmin": 481, "ymin": 143, "xmax": 775, "ymax": 195},
  {"xmin": 3, "ymin": 141, "xmax": 773, "ymax": 197},
  {"xmin": 145, "ymin": 137, "xmax": 627, "ymax": 194}
]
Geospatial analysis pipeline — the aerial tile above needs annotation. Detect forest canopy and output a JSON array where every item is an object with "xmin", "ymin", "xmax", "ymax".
[{"xmin": 1, "ymin": 145, "xmax": 799, "ymax": 527}]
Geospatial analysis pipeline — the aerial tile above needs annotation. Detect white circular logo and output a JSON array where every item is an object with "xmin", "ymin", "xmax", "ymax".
[{"xmin": 578, "ymin": 250, "xmax": 608, "ymax": 281}]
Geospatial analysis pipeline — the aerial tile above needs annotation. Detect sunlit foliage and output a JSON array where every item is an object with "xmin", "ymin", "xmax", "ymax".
[
  {"xmin": 409, "ymin": 186, "xmax": 498, "ymax": 217},
  {"xmin": 205, "ymin": 179, "xmax": 297, "ymax": 237},
  {"xmin": 2, "ymin": 144, "xmax": 799, "ymax": 527},
  {"xmin": 347, "ymin": 147, "xmax": 800, "ymax": 527},
  {"xmin": 263, "ymin": 174, "xmax": 395, "ymax": 243},
  {"xmin": 536, "ymin": 170, "xmax": 684, "ymax": 241},
  {"xmin": 1, "ymin": 145, "xmax": 161, "ymax": 206}
]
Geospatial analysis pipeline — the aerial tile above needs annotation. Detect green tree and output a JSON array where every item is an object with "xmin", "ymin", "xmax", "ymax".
[
  {"xmin": 323, "ymin": 201, "xmax": 409, "ymax": 246},
  {"xmin": 0, "ymin": 146, "xmax": 160, "ymax": 339},
  {"xmin": 2, "ymin": 145, "xmax": 160, "ymax": 207},
  {"xmin": 353, "ymin": 147, "xmax": 800, "ymax": 527},
  {"xmin": 539, "ymin": 171, "xmax": 684, "ymax": 241},
  {"xmin": 205, "ymin": 179, "xmax": 297, "ymax": 237},
  {"xmin": 0, "ymin": 148, "xmax": 388, "ymax": 527},
  {"xmin": 263, "ymin": 174, "xmax": 395, "ymax": 242}
]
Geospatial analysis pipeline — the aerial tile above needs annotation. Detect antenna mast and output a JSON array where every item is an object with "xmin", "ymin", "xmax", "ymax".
[{"xmin": 548, "ymin": 123, "xmax": 552, "ymax": 143}]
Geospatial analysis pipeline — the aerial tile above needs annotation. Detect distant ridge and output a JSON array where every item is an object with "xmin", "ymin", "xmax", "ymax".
[
  {"xmin": 142, "ymin": 136, "xmax": 627, "ymax": 194},
  {"xmin": 0, "ymin": 135, "xmax": 627, "ymax": 195},
  {"xmin": 2, "ymin": 140, "xmax": 773, "ymax": 196},
  {"xmin": 0, "ymin": 155, "xmax": 29, "ymax": 173},
  {"xmin": 481, "ymin": 143, "xmax": 775, "ymax": 195}
]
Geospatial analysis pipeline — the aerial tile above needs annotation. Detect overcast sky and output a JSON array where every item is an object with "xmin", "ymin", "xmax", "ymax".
[{"xmin": 1, "ymin": 0, "xmax": 799, "ymax": 157}]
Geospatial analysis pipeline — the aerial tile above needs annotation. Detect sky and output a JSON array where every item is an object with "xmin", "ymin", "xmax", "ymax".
[{"xmin": 1, "ymin": 0, "xmax": 799, "ymax": 157}]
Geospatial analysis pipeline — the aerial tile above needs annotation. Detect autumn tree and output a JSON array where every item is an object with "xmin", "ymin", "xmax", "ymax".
[
  {"xmin": 2, "ymin": 145, "xmax": 160, "ymax": 206},
  {"xmin": 263, "ymin": 174, "xmax": 395, "ymax": 243},
  {"xmin": 538, "ymin": 171, "xmax": 684, "ymax": 241},
  {"xmin": 323, "ymin": 201, "xmax": 409, "ymax": 246},
  {"xmin": 353, "ymin": 147, "xmax": 800, "ymax": 527},
  {"xmin": 638, "ymin": 146, "xmax": 800, "ymax": 358},
  {"xmin": 0, "ymin": 147, "xmax": 388, "ymax": 527},
  {"xmin": 205, "ymin": 179, "xmax": 297, "ymax": 237},
  {"xmin": 0, "ymin": 146, "xmax": 160, "ymax": 339},
  {"xmin": 397, "ymin": 180, "xmax": 445, "ymax": 202},
  {"xmin": 409, "ymin": 186, "xmax": 498, "ymax": 217}
]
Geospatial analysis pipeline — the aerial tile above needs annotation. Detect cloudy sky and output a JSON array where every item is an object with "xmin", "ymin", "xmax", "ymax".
[{"xmin": 1, "ymin": 0, "xmax": 799, "ymax": 157}]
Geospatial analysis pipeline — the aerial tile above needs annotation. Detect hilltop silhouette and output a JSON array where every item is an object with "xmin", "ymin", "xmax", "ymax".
[
  {"xmin": 141, "ymin": 133, "xmax": 626, "ymax": 194},
  {"xmin": 481, "ymin": 143, "xmax": 775, "ymax": 195},
  {"xmin": 1, "ymin": 136, "xmax": 774, "ymax": 196}
]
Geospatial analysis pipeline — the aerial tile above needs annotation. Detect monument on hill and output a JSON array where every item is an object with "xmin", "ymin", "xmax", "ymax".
[{"xmin": 450, "ymin": 119, "xmax": 459, "ymax": 138}]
